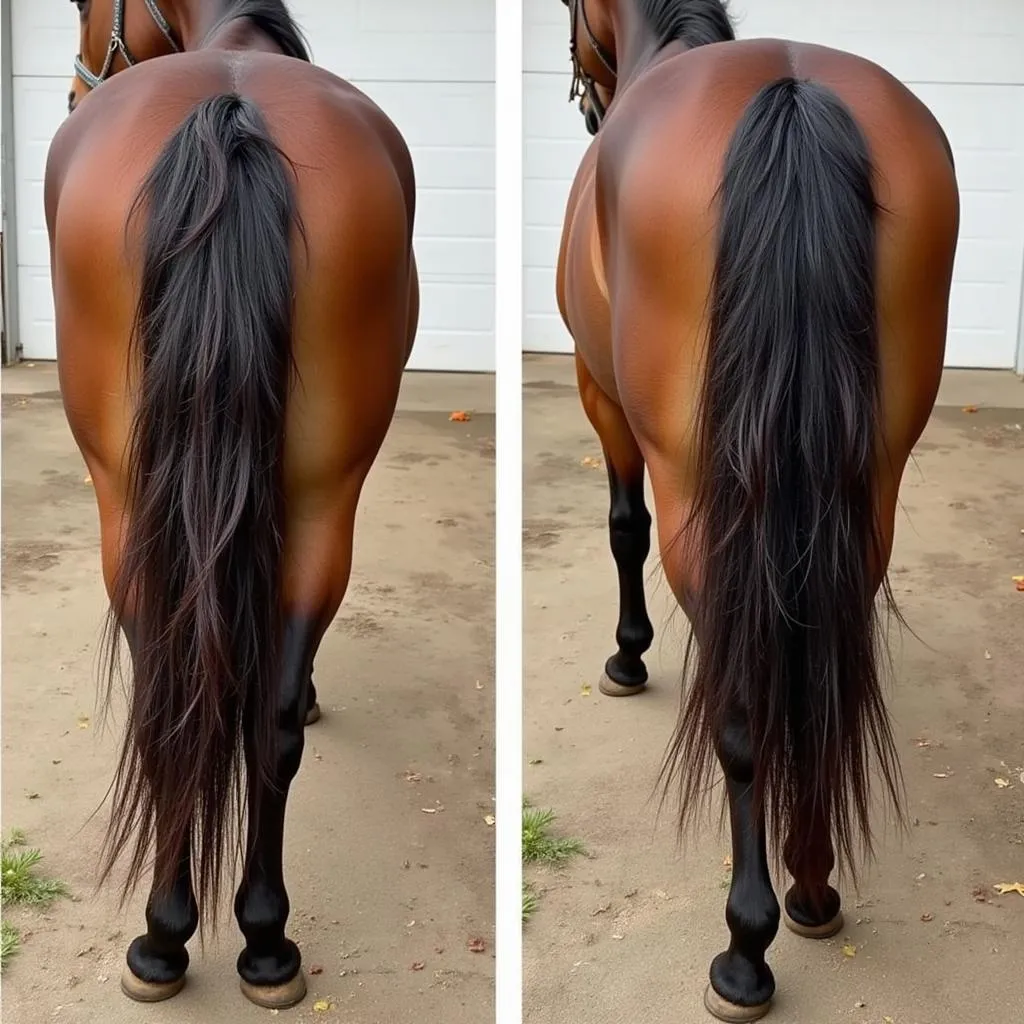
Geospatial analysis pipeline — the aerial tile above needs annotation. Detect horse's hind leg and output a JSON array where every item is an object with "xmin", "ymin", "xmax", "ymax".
[
  {"xmin": 121, "ymin": 834, "xmax": 199, "ymax": 1001},
  {"xmin": 782, "ymin": 813, "xmax": 843, "ymax": 939},
  {"xmin": 233, "ymin": 615, "xmax": 318, "ymax": 1009},
  {"xmin": 117, "ymin": 622, "xmax": 200, "ymax": 1002},
  {"xmin": 705, "ymin": 708, "xmax": 780, "ymax": 1023},
  {"xmin": 575, "ymin": 354, "xmax": 654, "ymax": 695}
]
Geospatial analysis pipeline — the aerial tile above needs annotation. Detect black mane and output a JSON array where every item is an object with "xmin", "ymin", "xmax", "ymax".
[
  {"xmin": 635, "ymin": 0, "xmax": 735, "ymax": 50},
  {"xmin": 210, "ymin": 0, "xmax": 312, "ymax": 62}
]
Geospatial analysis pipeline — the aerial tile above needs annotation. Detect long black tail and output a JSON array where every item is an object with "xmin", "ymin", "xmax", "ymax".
[
  {"xmin": 100, "ymin": 94, "xmax": 298, "ymax": 923},
  {"xmin": 663, "ymin": 78, "xmax": 902, "ymax": 883}
]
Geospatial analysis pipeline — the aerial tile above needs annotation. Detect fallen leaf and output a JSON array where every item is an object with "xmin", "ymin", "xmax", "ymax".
[
  {"xmin": 27, "ymin": 792, "xmax": 40, "ymax": 800},
  {"xmin": 611, "ymin": 933, "xmax": 624, "ymax": 940},
  {"xmin": 404, "ymin": 771, "xmax": 423, "ymax": 783},
  {"xmin": 580, "ymin": 455, "xmax": 602, "ymax": 469},
  {"xmin": 411, "ymin": 961, "xmax": 425, "ymax": 971},
  {"xmin": 77, "ymin": 716, "xmax": 90, "ymax": 729},
  {"xmin": 920, "ymin": 912, "xmax": 934, "ymax": 922},
  {"xmin": 312, "ymin": 999, "xmax": 332, "ymax": 1012},
  {"xmin": 484, "ymin": 815, "xmax": 496, "ymax": 826},
  {"xmin": 884, "ymin": 1018, "xmax": 895, "ymax": 1024},
  {"xmin": 528, "ymin": 758, "xmax": 543, "ymax": 765},
  {"xmin": 962, "ymin": 404, "xmax": 979, "ymax": 413},
  {"xmin": 995, "ymin": 778, "xmax": 1011, "ymax": 788},
  {"xmin": 842, "ymin": 943, "xmax": 857, "ymax": 957},
  {"xmin": 449, "ymin": 410, "xmax": 472, "ymax": 422},
  {"xmin": 580, "ymin": 684, "xmax": 592, "ymax": 697},
  {"xmin": 309, "ymin": 965, "xmax": 323, "ymax": 975},
  {"xmin": 993, "ymin": 882, "xmax": 1024, "ymax": 897},
  {"xmin": 467, "ymin": 937, "xmax": 486, "ymax": 953}
]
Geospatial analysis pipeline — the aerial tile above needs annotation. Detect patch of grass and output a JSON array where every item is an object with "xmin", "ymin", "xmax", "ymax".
[
  {"xmin": 1, "ymin": 830, "xmax": 70, "ymax": 973},
  {"xmin": 522, "ymin": 804, "xmax": 586, "ymax": 865},
  {"xmin": 2, "ymin": 833, "xmax": 69, "ymax": 906},
  {"xmin": 522, "ymin": 882, "xmax": 539, "ymax": 923},
  {"xmin": 522, "ymin": 800, "xmax": 585, "ymax": 926},
  {"xmin": 1, "ymin": 920, "xmax": 20, "ymax": 971}
]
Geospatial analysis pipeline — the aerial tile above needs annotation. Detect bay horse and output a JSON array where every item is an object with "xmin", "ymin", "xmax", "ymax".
[
  {"xmin": 45, "ymin": 0, "xmax": 417, "ymax": 1008},
  {"xmin": 555, "ymin": 0, "xmax": 959, "ymax": 1019}
]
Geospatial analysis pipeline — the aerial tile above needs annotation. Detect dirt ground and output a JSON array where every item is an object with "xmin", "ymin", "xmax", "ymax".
[
  {"xmin": 1, "ymin": 365, "xmax": 495, "ymax": 1024},
  {"xmin": 523, "ymin": 353, "xmax": 1024, "ymax": 1024}
]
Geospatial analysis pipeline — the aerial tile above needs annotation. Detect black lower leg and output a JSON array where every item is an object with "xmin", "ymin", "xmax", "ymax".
[
  {"xmin": 234, "ymin": 618, "xmax": 313, "ymax": 989},
  {"xmin": 783, "ymin": 816, "xmax": 841, "ymax": 929},
  {"xmin": 708, "ymin": 713, "xmax": 780, "ymax": 1011},
  {"xmin": 603, "ymin": 467, "xmax": 654, "ymax": 687},
  {"xmin": 121, "ymin": 621, "xmax": 198, "ymax": 986},
  {"xmin": 125, "ymin": 835, "xmax": 198, "ymax": 985}
]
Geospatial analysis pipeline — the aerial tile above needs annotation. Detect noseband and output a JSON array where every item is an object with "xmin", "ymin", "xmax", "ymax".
[
  {"xmin": 566, "ymin": 0, "xmax": 617, "ymax": 129},
  {"xmin": 74, "ymin": 0, "xmax": 181, "ymax": 91}
]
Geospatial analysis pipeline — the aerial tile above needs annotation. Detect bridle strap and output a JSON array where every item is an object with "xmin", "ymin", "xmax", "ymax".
[
  {"xmin": 567, "ymin": 0, "xmax": 616, "ymax": 129},
  {"xmin": 74, "ymin": 0, "xmax": 181, "ymax": 91}
]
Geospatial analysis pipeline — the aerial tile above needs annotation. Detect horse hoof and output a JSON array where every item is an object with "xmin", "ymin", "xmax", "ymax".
[
  {"xmin": 783, "ymin": 907, "xmax": 844, "ymax": 939},
  {"xmin": 120, "ymin": 967, "xmax": 186, "ymax": 1003},
  {"xmin": 305, "ymin": 702, "xmax": 321, "ymax": 726},
  {"xmin": 704, "ymin": 984, "xmax": 771, "ymax": 1022},
  {"xmin": 240, "ymin": 971, "xmax": 307, "ymax": 1009},
  {"xmin": 598, "ymin": 672, "xmax": 647, "ymax": 697}
]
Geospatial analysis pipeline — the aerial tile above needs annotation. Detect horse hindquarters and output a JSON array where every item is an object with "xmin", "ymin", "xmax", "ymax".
[
  {"xmin": 104, "ymin": 93, "xmax": 303, "ymax": 997},
  {"xmin": 662, "ymin": 78, "xmax": 902, "ymax": 1017}
]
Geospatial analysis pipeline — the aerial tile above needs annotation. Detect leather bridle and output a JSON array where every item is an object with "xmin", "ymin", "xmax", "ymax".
[
  {"xmin": 73, "ymin": 0, "xmax": 181, "ymax": 91},
  {"xmin": 565, "ymin": 0, "xmax": 617, "ymax": 128}
]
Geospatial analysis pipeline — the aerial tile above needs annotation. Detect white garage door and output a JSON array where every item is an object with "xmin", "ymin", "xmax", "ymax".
[
  {"xmin": 524, "ymin": 0, "xmax": 1024, "ymax": 370},
  {"xmin": 9, "ymin": 0, "xmax": 494, "ymax": 372}
]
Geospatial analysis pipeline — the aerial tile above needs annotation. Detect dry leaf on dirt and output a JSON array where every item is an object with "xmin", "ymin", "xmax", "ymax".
[
  {"xmin": 580, "ymin": 684, "xmax": 592, "ymax": 697},
  {"xmin": 449, "ymin": 410, "xmax": 472, "ymax": 422},
  {"xmin": 312, "ymin": 999, "xmax": 332, "ymax": 1012},
  {"xmin": 467, "ymin": 938, "xmax": 486, "ymax": 953},
  {"xmin": 309, "ymin": 965, "xmax": 324, "ymax": 975},
  {"xmin": 995, "ymin": 778, "xmax": 1011, "ymax": 788},
  {"xmin": 842, "ymin": 942, "xmax": 857, "ymax": 957},
  {"xmin": 580, "ymin": 456, "xmax": 602, "ymax": 469},
  {"xmin": 484, "ymin": 815, "xmax": 496, "ymax": 827},
  {"xmin": 76, "ymin": 716, "xmax": 89, "ymax": 729},
  {"xmin": 404, "ymin": 771, "xmax": 423, "ymax": 783},
  {"xmin": 993, "ymin": 883, "xmax": 1024, "ymax": 897}
]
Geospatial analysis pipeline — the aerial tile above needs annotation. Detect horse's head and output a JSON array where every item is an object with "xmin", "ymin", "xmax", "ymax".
[
  {"xmin": 68, "ymin": 0, "xmax": 181, "ymax": 114},
  {"xmin": 562, "ymin": 0, "xmax": 617, "ymax": 136}
]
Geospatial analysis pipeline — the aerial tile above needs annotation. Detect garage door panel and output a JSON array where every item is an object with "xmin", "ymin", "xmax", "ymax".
[
  {"xmin": 420, "ymin": 280, "xmax": 492, "ymax": 330},
  {"xmin": 290, "ymin": 0, "xmax": 492, "ymax": 82},
  {"xmin": 16, "ymin": 267, "xmax": 57, "ymax": 362},
  {"xmin": 11, "ymin": 2, "xmax": 78, "ymax": 78},
  {"xmin": 12, "ymin": 79, "xmax": 70, "ymax": 268}
]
